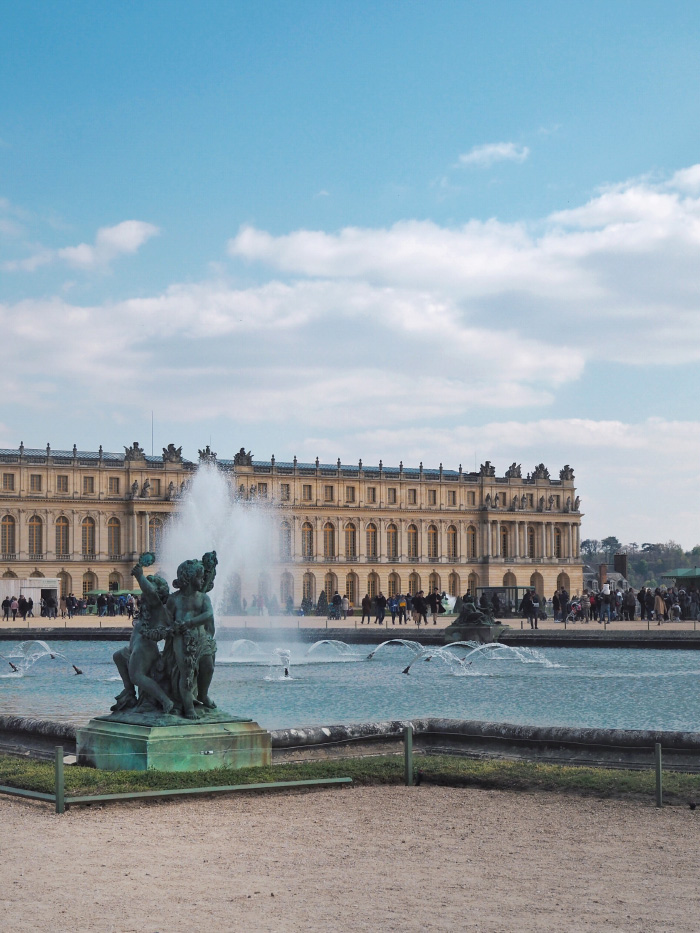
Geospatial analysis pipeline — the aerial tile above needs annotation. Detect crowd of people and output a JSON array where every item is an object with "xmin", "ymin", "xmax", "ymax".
[
  {"xmin": 532, "ymin": 583, "xmax": 700, "ymax": 625},
  {"xmin": 353, "ymin": 589, "xmax": 447, "ymax": 626},
  {"xmin": 1, "ymin": 591, "xmax": 141, "ymax": 621}
]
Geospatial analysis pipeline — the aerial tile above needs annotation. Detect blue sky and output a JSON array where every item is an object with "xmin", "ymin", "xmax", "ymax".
[{"xmin": 1, "ymin": 1, "xmax": 699, "ymax": 545}]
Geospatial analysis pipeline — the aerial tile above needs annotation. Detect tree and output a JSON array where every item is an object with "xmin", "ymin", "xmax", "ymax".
[
  {"xmin": 600, "ymin": 536, "xmax": 622, "ymax": 559},
  {"xmin": 316, "ymin": 590, "xmax": 328, "ymax": 616},
  {"xmin": 580, "ymin": 539, "xmax": 600, "ymax": 557}
]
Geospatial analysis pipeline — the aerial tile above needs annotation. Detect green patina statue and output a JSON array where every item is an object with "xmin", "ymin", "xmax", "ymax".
[{"xmin": 111, "ymin": 550, "xmax": 219, "ymax": 720}]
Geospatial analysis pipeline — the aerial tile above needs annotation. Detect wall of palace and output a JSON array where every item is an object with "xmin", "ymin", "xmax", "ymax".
[{"xmin": 0, "ymin": 444, "xmax": 583, "ymax": 606}]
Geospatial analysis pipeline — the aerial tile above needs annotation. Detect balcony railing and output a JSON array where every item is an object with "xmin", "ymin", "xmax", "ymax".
[
  {"xmin": 1, "ymin": 553, "xmax": 16, "ymax": 560},
  {"xmin": 109, "ymin": 553, "xmax": 124, "ymax": 561},
  {"xmin": 56, "ymin": 553, "xmax": 71, "ymax": 560},
  {"xmin": 29, "ymin": 553, "xmax": 44, "ymax": 560},
  {"xmin": 82, "ymin": 553, "xmax": 96, "ymax": 561}
]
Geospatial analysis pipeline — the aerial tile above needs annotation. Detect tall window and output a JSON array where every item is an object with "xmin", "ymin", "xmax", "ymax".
[
  {"xmin": 387, "ymin": 487, "xmax": 396, "ymax": 504},
  {"xmin": 302, "ymin": 572, "xmax": 315, "ymax": 602},
  {"xmin": 2, "ymin": 473, "xmax": 15, "ymax": 491},
  {"xmin": 366, "ymin": 487, "xmax": 376, "ymax": 503},
  {"xmin": 366, "ymin": 523, "xmax": 377, "ymax": 559},
  {"xmin": 345, "ymin": 523, "xmax": 356, "ymax": 559},
  {"xmin": 83, "ymin": 476, "xmax": 95, "ymax": 494},
  {"xmin": 324, "ymin": 485, "xmax": 334, "ymax": 502},
  {"xmin": 345, "ymin": 573, "xmax": 356, "ymax": 605},
  {"xmin": 148, "ymin": 517, "xmax": 163, "ymax": 554},
  {"xmin": 388, "ymin": 572, "xmax": 400, "ymax": 597},
  {"xmin": 280, "ymin": 572, "xmax": 294, "ymax": 604},
  {"xmin": 279, "ymin": 521, "xmax": 291, "ymax": 558},
  {"xmin": 151, "ymin": 479, "xmax": 162, "ymax": 497},
  {"xmin": 428, "ymin": 489, "xmax": 436, "ymax": 505},
  {"xmin": 30, "ymin": 474, "xmax": 42, "ymax": 492},
  {"xmin": 427, "ymin": 524, "xmax": 438, "ymax": 560},
  {"xmin": 56, "ymin": 475, "xmax": 69, "ymax": 493},
  {"xmin": 280, "ymin": 483, "xmax": 290, "ymax": 501},
  {"xmin": 467, "ymin": 526, "xmax": 477, "ymax": 559},
  {"xmin": 108, "ymin": 477, "xmax": 120, "ymax": 495},
  {"xmin": 501, "ymin": 527, "xmax": 508, "ymax": 558},
  {"xmin": 554, "ymin": 527, "xmax": 562, "ymax": 558},
  {"xmin": 55, "ymin": 516, "xmax": 69, "ymax": 557},
  {"xmin": 82, "ymin": 571, "xmax": 97, "ymax": 597},
  {"xmin": 448, "ymin": 572, "xmax": 460, "ymax": 597},
  {"xmin": 345, "ymin": 486, "xmax": 356, "ymax": 503},
  {"xmin": 367, "ymin": 572, "xmax": 378, "ymax": 598},
  {"xmin": 324, "ymin": 573, "xmax": 336, "ymax": 601},
  {"xmin": 386, "ymin": 523, "xmax": 398, "ymax": 560},
  {"xmin": 408, "ymin": 572, "xmax": 420, "ymax": 596},
  {"xmin": 467, "ymin": 491, "xmax": 476, "ymax": 506},
  {"xmin": 258, "ymin": 482, "xmax": 267, "ymax": 498},
  {"xmin": 323, "ymin": 522, "xmax": 335, "ymax": 558},
  {"xmin": 1, "ymin": 515, "xmax": 16, "ymax": 555},
  {"xmin": 28, "ymin": 515, "xmax": 43, "ymax": 557},
  {"xmin": 302, "ymin": 484, "xmax": 312, "ymax": 501},
  {"xmin": 407, "ymin": 524, "xmax": 418, "ymax": 559},
  {"xmin": 82, "ymin": 517, "xmax": 96, "ymax": 556},
  {"xmin": 108, "ymin": 518, "xmax": 121, "ymax": 557},
  {"xmin": 408, "ymin": 489, "xmax": 417, "ymax": 505},
  {"xmin": 447, "ymin": 525, "xmax": 457, "ymax": 560},
  {"xmin": 302, "ymin": 522, "xmax": 314, "ymax": 559},
  {"xmin": 528, "ymin": 527, "xmax": 535, "ymax": 558},
  {"xmin": 448, "ymin": 490, "xmax": 457, "ymax": 506}
]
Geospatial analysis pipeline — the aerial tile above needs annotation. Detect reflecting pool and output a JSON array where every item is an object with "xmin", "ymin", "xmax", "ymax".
[{"xmin": 1, "ymin": 637, "xmax": 699, "ymax": 732}]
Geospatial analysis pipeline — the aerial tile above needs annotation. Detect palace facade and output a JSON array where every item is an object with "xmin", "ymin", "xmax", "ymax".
[{"xmin": 0, "ymin": 442, "xmax": 583, "ymax": 606}]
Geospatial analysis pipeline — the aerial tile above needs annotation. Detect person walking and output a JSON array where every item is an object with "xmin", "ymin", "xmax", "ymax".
[
  {"xmin": 426, "ymin": 589, "xmax": 439, "ymax": 625},
  {"xmin": 397, "ymin": 593, "xmax": 407, "ymax": 624},
  {"xmin": 341, "ymin": 594, "xmax": 349, "ymax": 620},
  {"xmin": 1, "ymin": 596, "xmax": 10, "ymax": 621},
  {"xmin": 10, "ymin": 597, "xmax": 19, "ymax": 621},
  {"xmin": 374, "ymin": 591, "xmax": 387, "ymax": 625},
  {"xmin": 361, "ymin": 593, "xmax": 372, "ymax": 624}
]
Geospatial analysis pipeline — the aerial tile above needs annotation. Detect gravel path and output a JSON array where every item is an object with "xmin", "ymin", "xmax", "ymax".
[{"xmin": 2, "ymin": 785, "xmax": 698, "ymax": 932}]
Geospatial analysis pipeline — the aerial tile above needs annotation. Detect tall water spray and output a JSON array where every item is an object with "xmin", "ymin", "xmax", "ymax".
[{"xmin": 157, "ymin": 464, "xmax": 275, "ymax": 616}]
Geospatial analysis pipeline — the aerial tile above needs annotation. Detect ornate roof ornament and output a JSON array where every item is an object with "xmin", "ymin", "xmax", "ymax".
[
  {"xmin": 124, "ymin": 441, "xmax": 146, "ymax": 461},
  {"xmin": 505, "ymin": 462, "xmax": 522, "ymax": 479},
  {"xmin": 532, "ymin": 463, "xmax": 550, "ymax": 480},
  {"xmin": 199, "ymin": 445, "xmax": 218, "ymax": 464},
  {"xmin": 479, "ymin": 460, "xmax": 496, "ymax": 477},
  {"xmin": 560, "ymin": 464, "xmax": 575, "ymax": 481},
  {"xmin": 232, "ymin": 447, "xmax": 252, "ymax": 466},
  {"xmin": 162, "ymin": 443, "xmax": 183, "ymax": 464}
]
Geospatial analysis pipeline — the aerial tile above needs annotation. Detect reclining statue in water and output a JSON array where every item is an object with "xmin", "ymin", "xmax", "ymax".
[{"xmin": 111, "ymin": 550, "xmax": 218, "ymax": 719}]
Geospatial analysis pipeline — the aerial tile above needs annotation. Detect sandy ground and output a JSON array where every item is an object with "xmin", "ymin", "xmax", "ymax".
[{"xmin": 2, "ymin": 785, "xmax": 698, "ymax": 933}]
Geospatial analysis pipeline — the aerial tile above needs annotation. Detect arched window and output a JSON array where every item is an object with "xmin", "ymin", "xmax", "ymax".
[
  {"xmin": 57, "ymin": 570, "xmax": 71, "ymax": 599},
  {"xmin": 427, "ymin": 525, "xmax": 438, "ymax": 560},
  {"xmin": 109, "ymin": 571, "xmax": 122, "ymax": 591},
  {"xmin": 466, "ymin": 525, "xmax": 477, "ymax": 560},
  {"xmin": 345, "ymin": 523, "xmax": 357, "ymax": 559},
  {"xmin": 323, "ymin": 522, "xmax": 335, "ymax": 559},
  {"xmin": 408, "ymin": 572, "xmax": 420, "ymax": 596},
  {"xmin": 367, "ymin": 571, "xmax": 379, "ymax": 598},
  {"xmin": 528, "ymin": 526, "xmax": 536, "ymax": 558},
  {"xmin": 148, "ymin": 517, "xmax": 163, "ymax": 554},
  {"xmin": 467, "ymin": 571, "xmax": 480, "ymax": 595},
  {"xmin": 386, "ymin": 523, "xmax": 398, "ymax": 560},
  {"xmin": 280, "ymin": 572, "xmax": 294, "ymax": 606},
  {"xmin": 429, "ymin": 571, "xmax": 441, "ymax": 593},
  {"xmin": 501, "ymin": 527, "xmax": 508, "ymax": 558},
  {"xmin": 554, "ymin": 527, "xmax": 562, "ymax": 558},
  {"xmin": 302, "ymin": 571, "xmax": 315, "ymax": 602},
  {"xmin": 503, "ymin": 571, "xmax": 516, "ymax": 587},
  {"xmin": 346, "ymin": 572, "xmax": 358, "ymax": 606},
  {"xmin": 55, "ymin": 516, "xmax": 69, "ymax": 557},
  {"xmin": 366, "ymin": 523, "xmax": 377, "ymax": 559},
  {"xmin": 388, "ymin": 571, "xmax": 400, "ymax": 597},
  {"xmin": 28, "ymin": 515, "xmax": 43, "ymax": 558},
  {"xmin": 448, "ymin": 571, "xmax": 460, "ymax": 597},
  {"xmin": 557, "ymin": 572, "xmax": 570, "ymax": 592},
  {"xmin": 1, "ymin": 515, "xmax": 16, "ymax": 556},
  {"xmin": 82, "ymin": 570, "xmax": 97, "ymax": 597},
  {"xmin": 530, "ymin": 571, "xmax": 544, "ymax": 597},
  {"xmin": 302, "ymin": 522, "xmax": 314, "ymax": 559},
  {"xmin": 407, "ymin": 524, "xmax": 418, "ymax": 560},
  {"xmin": 279, "ymin": 522, "xmax": 291, "ymax": 558},
  {"xmin": 324, "ymin": 572, "xmax": 337, "ymax": 601},
  {"xmin": 447, "ymin": 525, "xmax": 457, "ymax": 561},
  {"xmin": 108, "ymin": 518, "xmax": 121, "ymax": 558},
  {"xmin": 82, "ymin": 517, "xmax": 96, "ymax": 557},
  {"xmin": 258, "ymin": 573, "xmax": 271, "ymax": 599}
]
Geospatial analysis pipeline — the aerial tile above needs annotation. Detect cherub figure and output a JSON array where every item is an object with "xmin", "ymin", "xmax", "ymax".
[
  {"xmin": 166, "ymin": 551, "xmax": 218, "ymax": 719},
  {"xmin": 112, "ymin": 553, "xmax": 174, "ymax": 714}
]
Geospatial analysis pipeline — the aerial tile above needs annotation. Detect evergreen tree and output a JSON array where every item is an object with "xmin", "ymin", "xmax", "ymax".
[{"xmin": 316, "ymin": 590, "xmax": 328, "ymax": 616}]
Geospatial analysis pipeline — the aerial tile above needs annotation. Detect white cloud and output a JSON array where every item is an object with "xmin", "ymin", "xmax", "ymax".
[
  {"xmin": 457, "ymin": 141, "xmax": 530, "ymax": 167},
  {"xmin": 3, "ymin": 220, "xmax": 160, "ymax": 272}
]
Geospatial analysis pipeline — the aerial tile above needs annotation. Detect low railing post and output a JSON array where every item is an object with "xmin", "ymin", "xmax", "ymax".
[
  {"xmin": 55, "ymin": 746, "xmax": 65, "ymax": 814},
  {"xmin": 404, "ymin": 725, "xmax": 414, "ymax": 786},
  {"xmin": 655, "ymin": 743, "xmax": 663, "ymax": 808}
]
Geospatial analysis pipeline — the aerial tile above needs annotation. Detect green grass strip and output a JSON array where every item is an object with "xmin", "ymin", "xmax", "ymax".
[{"xmin": 1, "ymin": 754, "xmax": 700, "ymax": 805}]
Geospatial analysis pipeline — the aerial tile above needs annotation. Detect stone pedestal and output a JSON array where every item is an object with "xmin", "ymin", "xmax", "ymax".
[{"xmin": 77, "ymin": 711, "xmax": 271, "ymax": 772}]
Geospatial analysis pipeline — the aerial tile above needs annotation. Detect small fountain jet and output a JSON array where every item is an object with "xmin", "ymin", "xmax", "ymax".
[{"xmin": 72, "ymin": 664, "xmax": 83, "ymax": 675}]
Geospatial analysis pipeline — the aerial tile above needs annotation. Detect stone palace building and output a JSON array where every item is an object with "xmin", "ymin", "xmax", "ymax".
[{"xmin": 0, "ymin": 442, "xmax": 583, "ymax": 607}]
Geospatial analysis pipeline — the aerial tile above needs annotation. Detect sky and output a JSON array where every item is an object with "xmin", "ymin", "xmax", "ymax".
[{"xmin": 1, "ymin": 1, "xmax": 699, "ymax": 547}]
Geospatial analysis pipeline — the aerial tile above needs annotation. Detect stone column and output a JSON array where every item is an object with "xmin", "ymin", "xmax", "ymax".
[
  {"xmin": 143, "ymin": 511, "xmax": 150, "ymax": 553},
  {"xmin": 495, "ymin": 519, "xmax": 501, "ymax": 558},
  {"xmin": 541, "ymin": 523, "xmax": 547, "ymax": 559},
  {"xmin": 131, "ymin": 511, "xmax": 137, "ymax": 559},
  {"xmin": 513, "ymin": 522, "xmax": 520, "ymax": 558},
  {"xmin": 567, "ymin": 523, "xmax": 573, "ymax": 559}
]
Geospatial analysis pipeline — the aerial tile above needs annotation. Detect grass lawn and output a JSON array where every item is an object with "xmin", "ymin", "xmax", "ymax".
[{"xmin": 1, "ymin": 753, "xmax": 699, "ymax": 806}]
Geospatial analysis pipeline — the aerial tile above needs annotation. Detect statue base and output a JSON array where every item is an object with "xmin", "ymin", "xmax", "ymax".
[
  {"xmin": 444, "ymin": 623, "xmax": 506, "ymax": 645},
  {"xmin": 76, "ymin": 711, "xmax": 272, "ymax": 772}
]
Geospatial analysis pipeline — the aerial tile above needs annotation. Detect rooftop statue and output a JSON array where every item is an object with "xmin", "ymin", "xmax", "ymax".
[
  {"xmin": 532, "ymin": 463, "xmax": 550, "ymax": 480},
  {"xmin": 198, "ymin": 445, "xmax": 217, "ymax": 463},
  {"xmin": 162, "ymin": 443, "xmax": 183, "ymax": 463},
  {"xmin": 479, "ymin": 460, "xmax": 496, "ymax": 477},
  {"xmin": 233, "ymin": 447, "xmax": 253, "ymax": 466},
  {"xmin": 124, "ymin": 440, "xmax": 146, "ymax": 461},
  {"xmin": 560, "ymin": 464, "xmax": 575, "ymax": 481},
  {"xmin": 505, "ymin": 462, "xmax": 522, "ymax": 479},
  {"xmin": 111, "ymin": 550, "xmax": 219, "ymax": 721}
]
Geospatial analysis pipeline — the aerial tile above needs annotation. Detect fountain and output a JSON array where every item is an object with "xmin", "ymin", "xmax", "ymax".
[{"xmin": 76, "ymin": 549, "xmax": 272, "ymax": 772}]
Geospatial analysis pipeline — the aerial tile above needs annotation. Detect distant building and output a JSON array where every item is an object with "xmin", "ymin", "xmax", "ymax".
[{"xmin": 0, "ymin": 444, "xmax": 583, "ymax": 605}]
